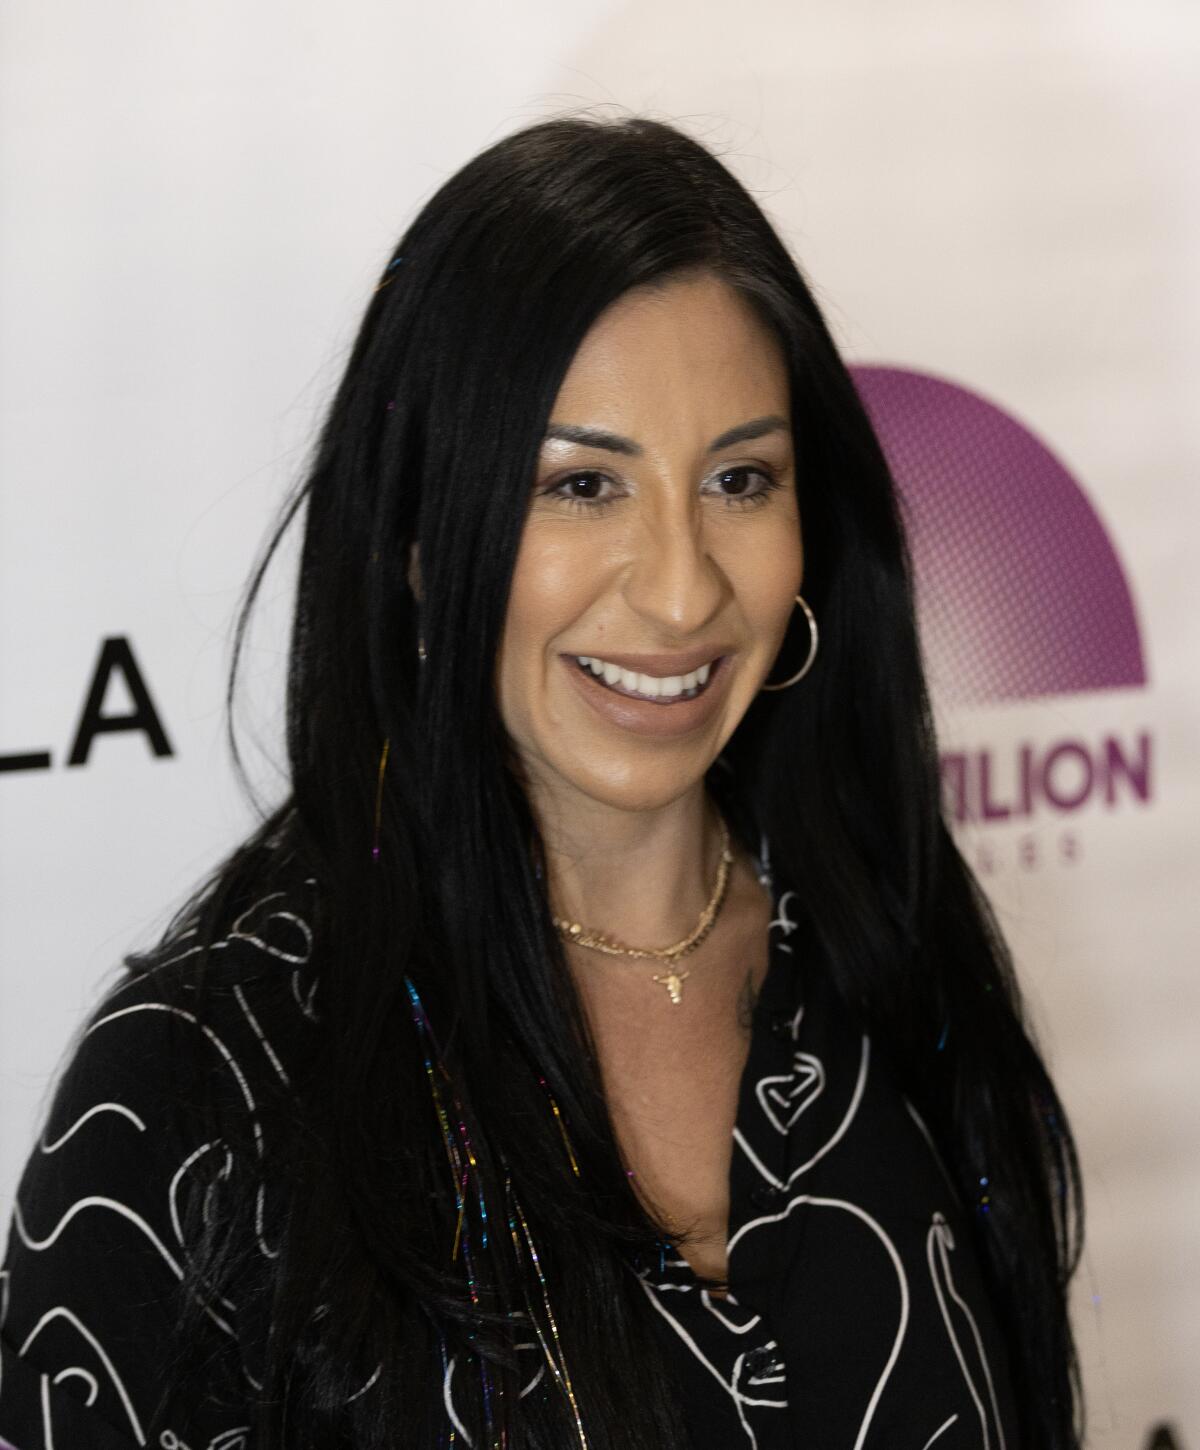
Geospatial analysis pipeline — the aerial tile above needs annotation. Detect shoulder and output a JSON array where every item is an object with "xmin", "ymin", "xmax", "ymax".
[
  {"xmin": 0, "ymin": 859, "xmax": 325, "ymax": 1448},
  {"xmin": 58, "ymin": 861, "xmax": 325, "ymax": 1138},
  {"xmin": 109, "ymin": 863, "xmax": 324, "ymax": 1074}
]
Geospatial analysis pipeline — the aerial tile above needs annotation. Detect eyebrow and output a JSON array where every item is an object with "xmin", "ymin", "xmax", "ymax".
[{"xmin": 541, "ymin": 413, "xmax": 789, "ymax": 457}]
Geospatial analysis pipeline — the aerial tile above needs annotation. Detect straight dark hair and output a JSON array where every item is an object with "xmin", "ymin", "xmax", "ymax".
[{"xmin": 138, "ymin": 112, "xmax": 1084, "ymax": 1447}]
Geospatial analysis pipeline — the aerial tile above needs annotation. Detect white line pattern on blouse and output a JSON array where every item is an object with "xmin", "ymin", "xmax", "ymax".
[
  {"xmin": 20, "ymin": 1305, "xmax": 146, "ymax": 1444},
  {"xmin": 87, "ymin": 1001, "xmax": 280, "ymax": 1265},
  {"xmin": 38, "ymin": 1370, "xmax": 52, "ymax": 1448},
  {"xmin": 923, "ymin": 1413, "xmax": 962, "ymax": 1449},
  {"xmin": 699, "ymin": 1291, "xmax": 760, "ymax": 1333},
  {"xmin": 13, "ymin": 1195, "xmax": 185, "ymax": 1279},
  {"xmin": 232, "ymin": 985, "xmax": 292, "ymax": 1087},
  {"xmin": 927, "ymin": 1215, "xmax": 1007, "ymax": 1450},
  {"xmin": 0, "ymin": 884, "xmax": 319, "ymax": 1448},
  {"xmin": 38, "ymin": 1103, "xmax": 147, "ymax": 1154},
  {"xmin": 754, "ymin": 1051, "xmax": 824, "ymax": 1134},
  {"xmin": 730, "ymin": 1034, "xmax": 870, "ymax": 1191},
  {"xmin": 53, "ymin": 1362, "xmax": 99, "ymax": 1402}
]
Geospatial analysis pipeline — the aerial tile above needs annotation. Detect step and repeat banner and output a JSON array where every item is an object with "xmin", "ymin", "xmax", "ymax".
[{"xmin": 2, "ymin": 2, "xmax": 1196, "ymax": 1443}]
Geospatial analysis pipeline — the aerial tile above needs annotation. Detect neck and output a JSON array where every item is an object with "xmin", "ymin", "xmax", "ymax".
[{"xmin": 532, "ymin": 779, "xmax": 724, "ymax": 953}]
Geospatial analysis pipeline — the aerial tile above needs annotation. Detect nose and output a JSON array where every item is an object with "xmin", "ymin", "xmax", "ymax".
[{"xmin": 620, "ymin": 507, "xmax": 728, "ymax": 640}]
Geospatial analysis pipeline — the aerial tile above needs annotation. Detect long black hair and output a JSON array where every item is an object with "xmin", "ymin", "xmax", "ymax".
[{"xmin": 139, "ymin": 112, "xmax": 1084, "ymax": 1447}]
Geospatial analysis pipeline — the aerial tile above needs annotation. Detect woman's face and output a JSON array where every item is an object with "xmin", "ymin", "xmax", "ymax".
[{"xmin": 496, "ymin": 269, "xmax": 803, "ymax": 817}]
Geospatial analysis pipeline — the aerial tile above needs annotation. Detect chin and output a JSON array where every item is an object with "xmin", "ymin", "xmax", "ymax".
[{"xmin": 556, "ymin": 758, "xmax": 714, "ymax": 816}]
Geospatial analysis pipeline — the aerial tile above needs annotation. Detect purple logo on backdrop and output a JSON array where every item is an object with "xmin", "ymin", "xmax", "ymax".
[
  {"xmin": 849, "ymin": 366, "xmax": 1152, "ymax": 866},
  {"xmin": 850, "ymin": 365, "xmax": 1147, "ymax": 705}
]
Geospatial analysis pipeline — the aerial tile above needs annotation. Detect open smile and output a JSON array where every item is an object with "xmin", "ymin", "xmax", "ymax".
[
  {"xmin": 559, "ymin": 648, "xmax": 733, "ymax": 739},
  {"xmin": 571, "ymin": 653, "xmax": 721, "ymax": 704}
]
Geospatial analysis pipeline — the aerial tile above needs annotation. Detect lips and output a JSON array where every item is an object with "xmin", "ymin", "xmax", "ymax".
[{"xmin": 571, "ymin": 653, "xmax": 718, "ymax": 704}]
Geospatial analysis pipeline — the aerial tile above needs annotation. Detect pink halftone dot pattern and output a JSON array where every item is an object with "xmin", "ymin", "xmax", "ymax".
[{"xmin": 850, "ymin": 365, "xmax": 1147, "ymax": 707}]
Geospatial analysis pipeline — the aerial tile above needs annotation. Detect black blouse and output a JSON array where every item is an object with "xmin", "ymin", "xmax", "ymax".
[
  {"xmin": 0, "ymin": 860, "xmax": 1020, "ymax": 1450},
  {"xmin": 637, "ymin": 871, "xmax": 1021, "ymax": 1449}
]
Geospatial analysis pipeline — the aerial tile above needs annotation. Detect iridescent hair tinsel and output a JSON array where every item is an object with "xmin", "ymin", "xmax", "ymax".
[{"xmin": 405, "ymin": 971, "xmax": 589, "ymax": 1449}]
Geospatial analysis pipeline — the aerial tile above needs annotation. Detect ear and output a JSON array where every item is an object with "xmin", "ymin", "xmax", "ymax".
[{"xmin": 407, "ymin": 541, "xmax": 423, "ymax": 602}]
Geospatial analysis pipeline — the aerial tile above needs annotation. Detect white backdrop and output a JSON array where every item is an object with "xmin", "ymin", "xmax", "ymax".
[{"xmin": 2, "ymin": 3, "xmax": 1196, "ymax": 1443}]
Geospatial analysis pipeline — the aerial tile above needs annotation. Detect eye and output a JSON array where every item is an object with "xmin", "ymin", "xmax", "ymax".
[
  {"xmin": 542, "ymin": 471, "xmax": 623, "ymax": 511},
  {"xmin": 703, "ymin": 465, "xmax": 782, "ymax": 507}
]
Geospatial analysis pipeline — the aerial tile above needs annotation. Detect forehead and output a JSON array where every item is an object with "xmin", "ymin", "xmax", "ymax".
[{"xmin": 548, "ymin": 272, "xmax": 790, "ymax": 441}]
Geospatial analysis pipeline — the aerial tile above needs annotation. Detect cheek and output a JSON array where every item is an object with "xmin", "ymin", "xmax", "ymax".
[
  {"xmin": 507, "ymin": 534, "xmax": 590, "ymax": 648},
  {"xmin": 730, "ymin": 516, "xmax": 804, "ymax": 641},
  {"xmin": 497, "ymin": 531, "xmax": 598, "ymax": 715}
]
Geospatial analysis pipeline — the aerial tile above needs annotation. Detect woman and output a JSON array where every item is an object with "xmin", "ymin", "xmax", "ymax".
[{"xmin": 0, "ymin": 114, "xmax": 1084, "ymax": 1449}]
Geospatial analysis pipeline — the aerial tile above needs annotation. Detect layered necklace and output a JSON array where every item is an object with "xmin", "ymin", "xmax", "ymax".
[{"xmin": 551, "ymin": 817, "xmax": 734, "ymax": 1005}]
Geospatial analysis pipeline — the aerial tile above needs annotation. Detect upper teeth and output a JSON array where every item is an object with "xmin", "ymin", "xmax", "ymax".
[{"xmin": 575, "ymin": 656, "xmax": 714, "ymax": 698}]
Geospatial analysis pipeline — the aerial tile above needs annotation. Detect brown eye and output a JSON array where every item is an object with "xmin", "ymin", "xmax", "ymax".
[
  {"xmin": 704, "ymin": 466, "xmax": 782, "ymax": 506},
  {"xmin": 540, "ymin": 471, "xmax": 623, "ymax": 512},
  {"xmin": 561, "ymin": 473, "xmax": 607, "ymax": 500}
]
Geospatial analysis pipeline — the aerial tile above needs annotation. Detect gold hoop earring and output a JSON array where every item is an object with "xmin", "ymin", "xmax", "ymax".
[{"xmin": 760, "ymin": 594, "xmax": 818, "ymax": 691}]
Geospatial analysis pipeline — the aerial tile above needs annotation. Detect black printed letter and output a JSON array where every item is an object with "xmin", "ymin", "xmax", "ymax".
[{"xmin": 66, "ymin": 636, "xmax": 174, "ymax": 765}]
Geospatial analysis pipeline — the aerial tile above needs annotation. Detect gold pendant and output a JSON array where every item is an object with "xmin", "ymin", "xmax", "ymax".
[{"xmin": 652, "ymin": 968, "xmax": 690, "ymax": 1005}]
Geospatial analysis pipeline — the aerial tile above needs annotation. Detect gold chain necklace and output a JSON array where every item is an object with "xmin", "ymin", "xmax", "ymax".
[{"xmin": 552, "ymin": 819, "xmax": 734, "ymax": 1005}]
